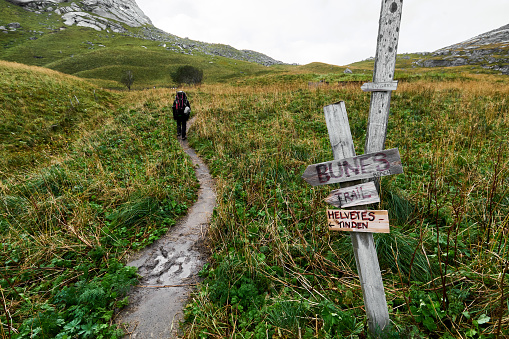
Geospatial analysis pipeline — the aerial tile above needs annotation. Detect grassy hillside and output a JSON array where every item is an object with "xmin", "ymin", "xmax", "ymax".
[
  {"xmin": 44, "ymin": 41, "xmax": 280, "ymax": 87},
  {"xmin": 0, "ymin": 60, "xmax": 118, "ymax": 175},
  {"xmin": 3, "ymin": 55, "xmax": 509, "ymax": 337},
  {"xmin": 0, "ymin": 0, "xmax": 292, "ymax": 89},
  {"xmin": 0, "ymin": 61, "xmax": 198, "ymax": 338}
]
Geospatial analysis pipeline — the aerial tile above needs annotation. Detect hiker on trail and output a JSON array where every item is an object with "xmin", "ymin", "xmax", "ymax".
[{"xmin": 172, "ymin": 91, "xmax": 191, "ymax": 140}]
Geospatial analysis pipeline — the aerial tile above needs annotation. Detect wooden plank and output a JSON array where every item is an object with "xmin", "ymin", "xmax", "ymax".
[
  {"xmin": 327, "ymin": 210, "xmax": 390, "ymax": 233},
  {"xmin": 361, "ymin": 81, "xmax": 398, "ymax": 92},
  {"xmin": 365, "ymin": 0, "xmax": 404, "ymax": 155},
  {"xmin": 301, "ymin": 148, "xmax": 403, "ymax": 186},
  {"xmin": 357, "ymin": 0, "xmax": 404, "ymax": 334},
  {"xmin": 324, "ymin": 101, "xmax": 356, "ymax": 160},
  {"xmin": 325, "ymin": 181, "xmax": 380, "ymax": 208},
  {"xmin": 324, "ymin": 102, "xmax": 390, "ymax": 334}
]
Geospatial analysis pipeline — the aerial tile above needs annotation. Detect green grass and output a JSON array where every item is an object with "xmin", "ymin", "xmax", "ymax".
[
  {"xmin": 0, "ymin": 61, "xmax": 198, "ymax": 338},
  {"xmin": 172, "ymin": 75, "xmax": 509, "ymax": 338},
  {"xmin": 2, "ymin": 4, "xmax": 509, "ymax": 336}
]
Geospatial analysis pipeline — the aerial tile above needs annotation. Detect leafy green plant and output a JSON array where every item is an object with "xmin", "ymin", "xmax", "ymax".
[
  {"xmin": 462, "ymin": 312, "xmax": 490, "ymax": 338},
  {"xmin": 409, "ymin": 290, "xmax": 446, "ymax": 332},
  {"xmin": 320, "ymin": 300, "xmax": 357, "ymax": 336},
  {"xmin": 16, "ymin": 263, "xmax": 136, "ymax": 339}
]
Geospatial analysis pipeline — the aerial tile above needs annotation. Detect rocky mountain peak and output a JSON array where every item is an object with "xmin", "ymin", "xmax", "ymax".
[
  {"xmin": 435, "ymin": 24, "xmax": 509, "ymax": 53},
  {"xmin": 415, "ymin": 23, "xmax": 509, "ymax": 75},
  {"xmin": 6, "ymin": 0, "xmax": 152, "ymax": 32}
]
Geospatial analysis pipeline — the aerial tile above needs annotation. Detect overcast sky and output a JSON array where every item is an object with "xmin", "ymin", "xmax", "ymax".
[{"xmin": 135, "ymin": 0, "xmax": 509, "ymax": 66}]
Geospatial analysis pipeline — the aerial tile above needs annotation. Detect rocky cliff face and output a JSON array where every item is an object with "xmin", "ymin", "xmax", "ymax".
[
  {"xmin": 415, "ymin": 24, "xmax": 509, "ymax": 74},
  {"xmin": 6, "ymin": 0, "xmax": 152, "ymax": 32}
]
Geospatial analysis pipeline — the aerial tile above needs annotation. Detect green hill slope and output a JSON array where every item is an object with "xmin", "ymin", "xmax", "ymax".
[
  {"xmin": 0, "ymin": 22, "xmax": 280, "ymax": 89},
  {"xmin": 0, "ymin": 0, "xmax": 294, "ymax": 88},
  {"xmin": 0, "ymin": 60, "xmax": 117, "ymax": 174}
]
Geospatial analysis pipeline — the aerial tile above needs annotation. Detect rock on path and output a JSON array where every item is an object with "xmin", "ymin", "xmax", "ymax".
[{"xmin": 116, "ymin": 137, "xmax": 216, "ymax": 338}]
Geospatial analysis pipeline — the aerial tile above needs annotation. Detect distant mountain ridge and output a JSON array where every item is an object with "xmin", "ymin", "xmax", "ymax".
[
  {"xmin": 415, "ymin": 23, "xmax": 509, "ymax": 74},
  {"xmin": 435, "ymin": 24, "xmax": 509, "ymax": 52},
  {"xmin": 3, "ymin": 0, "xmax": 285, "ymax": 66}
]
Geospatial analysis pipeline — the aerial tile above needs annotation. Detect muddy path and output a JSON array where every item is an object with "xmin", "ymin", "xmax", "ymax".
[{"xmin": 116, "ymin": 131, "xmax": 216, "ymax": 338}]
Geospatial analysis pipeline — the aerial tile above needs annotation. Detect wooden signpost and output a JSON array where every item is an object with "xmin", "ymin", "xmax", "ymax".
[
  {"xmin": 325, "ymin": 181, "xmax": 380, "ymax": 208},
  {"xmin": 302, "ymin": 148, "xmax": 403, "ymax": 186},
  {"xmin": 322, "ymin": 102, "xmax": 393, "ymax": 335},
  {"xmin": 361, "ymin": 81, "xmax": 398, "ymax": 92},
  {"xmin": 327, "ymin": 210, "xmax": 390, "ymax": 233},
  {"xmin": 301, "ymin": 0, "xmax": 404, "ymax": 335}
]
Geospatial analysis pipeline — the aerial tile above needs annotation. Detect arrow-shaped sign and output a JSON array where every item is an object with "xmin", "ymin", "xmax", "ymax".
[
  {"xmin": 327, "ymin": 209, "xmax": 390, "ymax": 233},
  {"xmin": 325, "ymin": 181, "xmax": 380, "ymax": 208},
  {"xmin": 302, "ymin": 148, "xmax": 403, "ymax": 186}
]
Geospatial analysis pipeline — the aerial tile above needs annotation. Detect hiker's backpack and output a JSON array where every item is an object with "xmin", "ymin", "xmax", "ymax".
[
  {"xmin": 175, "ymin": 91, "xmax": 187, "ymax": 113},
  {"xmin": 172, "ymin": 91, "xmax": 190, "ymax": 119}
]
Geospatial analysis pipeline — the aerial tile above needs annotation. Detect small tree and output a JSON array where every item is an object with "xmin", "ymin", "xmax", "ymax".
[
  {"xmin": 121, "ymin": 70, "xmax": 134, "ymax": 91},
  {"xmin": 171, "ymin": 65, "xmax": 203, "ymax": 85}
]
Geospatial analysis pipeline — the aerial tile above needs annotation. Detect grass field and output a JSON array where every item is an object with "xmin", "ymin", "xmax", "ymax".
[
  {"xmin": 0, "ymin": 61, "xmax": 198, "ymax": 338},
  {"xmin": 1, "ymin": 48, "xmax": 509, "ymax": 338},
  {"xmin": 172, "ymin": 74, "xmax": 508, "ymax": 338}
]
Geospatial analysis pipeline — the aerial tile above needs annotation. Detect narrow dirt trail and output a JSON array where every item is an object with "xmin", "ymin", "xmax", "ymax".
[{"xmin": 116, "ymin": 133, "xmax": 216, "ymax": 338}]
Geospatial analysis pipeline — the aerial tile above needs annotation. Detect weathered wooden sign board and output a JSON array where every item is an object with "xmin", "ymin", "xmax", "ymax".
[
  {"xmin": 327, "ymin": 210, "xmax": 390, "ymax": 233},
  {"xmin": 361, "ymin": 81, "xmax": 398, "ymax": 92},
  {"xmin": 325, "ymin": 181, "xmax": 380, "ymax": 208},
  {"xmin": 301, "ymin": 0, "xmax": 404, "ymax": 335},
  {"xmin": 302, "ymin": 148, "xmax": 403, "ymax": 186}
]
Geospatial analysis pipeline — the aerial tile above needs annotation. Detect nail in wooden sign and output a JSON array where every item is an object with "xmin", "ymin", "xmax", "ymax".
[
  {"xmin": 302, "ymin": 148, "xmax": 403, "ymax": 186},
  {"xmin": 361, "ymin": 81, "xmax": 398, "ymax": 92},
  {"xmin": 325, "ymin": 181, "xmax": 380, "ymax": 208},
  {"xmin": 327, "ymin": 209, "xmax": 390, "ymax": 233}
]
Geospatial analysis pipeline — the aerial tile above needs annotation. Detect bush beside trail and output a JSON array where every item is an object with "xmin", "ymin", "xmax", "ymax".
[{"xmin": 172, "ymin": 65, "xmax": 204, "ymax": 85}]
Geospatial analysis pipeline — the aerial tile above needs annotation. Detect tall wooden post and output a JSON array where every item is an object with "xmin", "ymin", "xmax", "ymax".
[
  {"xmin": 326, "ymin": 0, "xmax": 403, "ymax": 335},
  {"xmin": 365, "ymin": 0, "xmax": 403, "ymax": 154}
]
